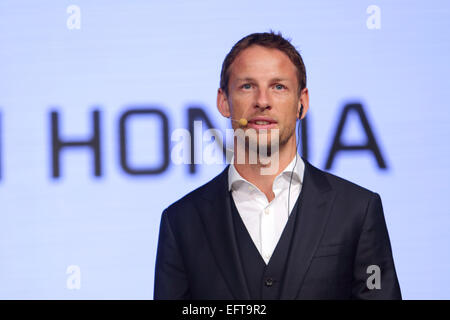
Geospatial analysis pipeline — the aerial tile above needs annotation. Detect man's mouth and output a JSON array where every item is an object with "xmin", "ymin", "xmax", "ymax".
[{"xmin": 247, "ymin": 117, "xmax": 277, "ymax": 129}]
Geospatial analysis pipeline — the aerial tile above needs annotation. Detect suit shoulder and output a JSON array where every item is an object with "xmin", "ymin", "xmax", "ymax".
[
  {"xmin": 307, "ymin": 163, "xmax": 382, "ymax": 224},
  {"xmin": 162, "ymin": 167, "xmax": 228, "ymax": 219},
  {"xmin": 308, "ymin": 162, "xmax": 377, "ymax": 201},
  {"xmin": 328, "ymin": 171, "xmax": 374, "ymax": 195}
]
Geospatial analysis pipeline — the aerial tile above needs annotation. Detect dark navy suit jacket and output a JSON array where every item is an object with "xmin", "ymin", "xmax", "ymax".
[{"xmin": 154, "ymin": 158, "xmax": 401, "ymax": 299}]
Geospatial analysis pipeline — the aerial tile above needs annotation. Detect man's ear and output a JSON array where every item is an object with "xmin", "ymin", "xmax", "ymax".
[
  {"xmin": 217, "ymin": 88, "xmax": 231, "ymax": 118},
  {"xmin": 298, "ymin": 87, "xmax": 309, "ymax": 119}
]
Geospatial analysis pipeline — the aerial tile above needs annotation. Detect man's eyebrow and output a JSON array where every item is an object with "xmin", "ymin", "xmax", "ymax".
[
  {"xmin": 270, "ymin": 77, "xmax": 290, "ymax": 82},
  {"xmin": 235, "ymin": 77, "xmax": 256, "ymax": 82}
]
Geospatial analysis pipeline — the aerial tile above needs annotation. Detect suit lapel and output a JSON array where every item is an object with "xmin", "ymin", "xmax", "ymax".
[
  {"xmin": 196, "ymin": 166, "xmax": 251, "ymax": 299},
  {"xmin": 279, "ymin": 158, "xmax": 337, "ymax": 299}
]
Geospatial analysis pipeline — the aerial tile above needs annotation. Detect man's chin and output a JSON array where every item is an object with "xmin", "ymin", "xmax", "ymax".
[{"xmin": 246, "ymin": 140, "xmax": 278, "ymax": 157}]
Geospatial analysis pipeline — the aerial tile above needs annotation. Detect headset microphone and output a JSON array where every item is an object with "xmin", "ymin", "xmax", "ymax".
[
  {"xmin": 287, "ymin": 104, "xmax": 303, "ymax": 216},
  {"xmin": 231, "ymin": 118, "xmax": 248, "ymax": 126}
]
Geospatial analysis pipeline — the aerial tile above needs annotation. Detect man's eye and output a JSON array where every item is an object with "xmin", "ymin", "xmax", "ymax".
[
  {"xmin": 275, "ymin": 84, "xmax": 285, "ymax": 90},
  {"xmin": 242, "ymin": 84, "xmax": 252, "ymax": 89}
]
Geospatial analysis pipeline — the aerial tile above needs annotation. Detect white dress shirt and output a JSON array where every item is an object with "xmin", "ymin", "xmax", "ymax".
[{"xmin": 228, "ymin": 153, "xmax": 305, "ymax": 264}]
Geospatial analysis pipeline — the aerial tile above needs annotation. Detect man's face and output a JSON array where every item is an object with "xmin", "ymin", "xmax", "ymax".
[{"xmin": 218, "ymin": 45, "xmax": 307, "ymax": 153}]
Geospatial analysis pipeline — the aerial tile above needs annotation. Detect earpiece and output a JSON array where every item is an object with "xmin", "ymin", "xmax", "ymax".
[{"xmin": 288, "ymin": 104, "xmax": 303, "ymax": 216}]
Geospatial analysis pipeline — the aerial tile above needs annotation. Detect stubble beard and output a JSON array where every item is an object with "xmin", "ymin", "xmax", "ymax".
[{"xmin": 245, "ymin": 124, "xmax": 295, "ymax": 158}]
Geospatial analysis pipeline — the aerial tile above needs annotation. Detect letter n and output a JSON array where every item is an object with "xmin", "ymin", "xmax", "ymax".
[{"xmin": 187, "ymin": 106, "xmax": 225, "ymax": 174}]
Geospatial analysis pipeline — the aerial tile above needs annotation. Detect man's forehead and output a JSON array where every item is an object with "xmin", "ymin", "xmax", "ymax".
[
  {"xmin": 238, "ymin": 44, "xmax": 286, "ymax": 56},
  {"xmin": 235, "ymin": 76, "xmax": 291, "ymax": 82},
  {"xmin": 234, "ymin": 46, "xmax": 290, "ymax": 63},
  {"xmin": 229, "ymin": 45, "xmax": 297, "ymax": 77}
]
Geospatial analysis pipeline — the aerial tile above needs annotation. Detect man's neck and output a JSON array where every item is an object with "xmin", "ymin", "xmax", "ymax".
[{"xmin": 233, "ymin": 140, "xmax": 297, "ymax": 202}]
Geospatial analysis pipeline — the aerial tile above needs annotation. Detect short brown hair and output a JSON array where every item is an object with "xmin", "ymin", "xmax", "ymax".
[{"xmin": 220, "ymin": 31, "xmax": 307, "ymax": 96}]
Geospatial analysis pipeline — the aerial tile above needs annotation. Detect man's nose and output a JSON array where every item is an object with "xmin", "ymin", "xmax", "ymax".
[{"xmin": 255, "ymin": 88, "xmax": 271, "ymax": 111}]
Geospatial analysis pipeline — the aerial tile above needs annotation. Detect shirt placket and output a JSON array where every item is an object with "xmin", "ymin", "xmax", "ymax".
[{"xmin": 260, "ymin": 202, "xmax": 276, "ymax": 263}]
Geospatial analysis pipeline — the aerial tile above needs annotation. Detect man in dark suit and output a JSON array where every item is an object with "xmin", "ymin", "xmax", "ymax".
[{"xmin": 154, "ymin": 32, "xmax": 401, "ymax": 299}]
